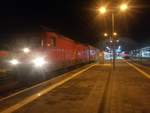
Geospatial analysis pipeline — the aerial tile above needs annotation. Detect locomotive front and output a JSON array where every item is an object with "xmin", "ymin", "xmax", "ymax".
[
  {"xmin": 9, "ymin": 48, "xmax": 47, "ymax": 68},
  {"xmin": 8, "ymin": 47, "xmax": 50, "ymax": 83}
]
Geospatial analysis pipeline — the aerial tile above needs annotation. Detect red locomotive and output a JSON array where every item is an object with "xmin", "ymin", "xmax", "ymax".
[{"xmin": 8, "ymin": 32, "xmax": 98, "ymax": 83}]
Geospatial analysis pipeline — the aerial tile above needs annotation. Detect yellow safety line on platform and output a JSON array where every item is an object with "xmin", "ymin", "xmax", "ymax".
[
  {"xmin": 0, "ymin": 64, "xmax": 97, "ymax": 113},
  {"xmin": 0, "ymin": 64, "xmax": 99, "ymax": 102},
  {"xmin": 95, "ymin": 63, "xmax": 111, "ymax": 66},
  {"xmin": 126, "ymin": 62, "xmax": 150, "ymax": 79}
]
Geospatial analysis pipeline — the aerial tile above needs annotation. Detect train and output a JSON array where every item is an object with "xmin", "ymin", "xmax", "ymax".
[
  {"xmin": 7, "ymin": 31, "xmax": 98, "ymax": 83},
  {"xmin": 129, "ymin": 47, "xmax": 150, "ymax": 66}
]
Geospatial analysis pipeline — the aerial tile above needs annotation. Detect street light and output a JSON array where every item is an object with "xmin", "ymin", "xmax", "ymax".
[
  {"xmin": 113, "ymin": 32, "xmax": 117, "ymax": 36},
  {"xmin": 99, "ymin": 6, "xmax": 107, "ymax": 14},
  {"xmin": 120, "ymin": 4, "xmax": 128, "ymax": 11},
  {"xmin": 99, "ymin": 3, "xmax": 129, "ymax": 69},
  {"xmin": 104, "ymin": 33, "xmax": 108, "ymax": 37},
  {"xmin": 116, "ymin": 40, "xmax": 119, "ymax": 42}
]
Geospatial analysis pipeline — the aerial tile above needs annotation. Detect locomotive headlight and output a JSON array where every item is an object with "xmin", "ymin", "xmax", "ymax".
[
  {"xmin": 22, "ymin": 48, "xmax": 30, "ymax": 53},
  {"xmin": 32, "ymin": 57, "xmax": 46, "ymax": 67},
  {"xmin": 10, "ymin": 59, "xmax": 19, "ymax": 65}
]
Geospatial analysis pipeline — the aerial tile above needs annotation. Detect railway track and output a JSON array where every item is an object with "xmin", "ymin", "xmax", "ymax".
[{"xmin": 0, "ymin": 63, "xmax": 89, "ymax": 99}]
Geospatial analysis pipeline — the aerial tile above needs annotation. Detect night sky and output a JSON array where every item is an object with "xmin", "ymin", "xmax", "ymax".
[{"xmin": 0, "ymin": 0, "xmax": 149, "ymax": 50}]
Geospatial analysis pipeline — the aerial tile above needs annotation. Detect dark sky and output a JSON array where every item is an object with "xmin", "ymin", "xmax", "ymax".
[{"xmin": 0, "ymin": 0, "xmax": 149, "ymax": 49}]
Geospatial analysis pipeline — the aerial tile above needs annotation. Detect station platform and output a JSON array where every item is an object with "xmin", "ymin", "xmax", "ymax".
[{"xmin": 0, "ymin": 60, "xmax": 150, "ymax": 113}]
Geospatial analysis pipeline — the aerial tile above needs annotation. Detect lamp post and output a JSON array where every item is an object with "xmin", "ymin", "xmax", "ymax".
[
  {"xmin": 99, "ymin": 3, "xmax": 128, "ymax": 69},
  {"xmin": 104, "ymin": 33, "xmax": 112, "ymax": 62},
  {"xmin": 111, "ymin": 13, "xmax": 116, "ymax": 69}
]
